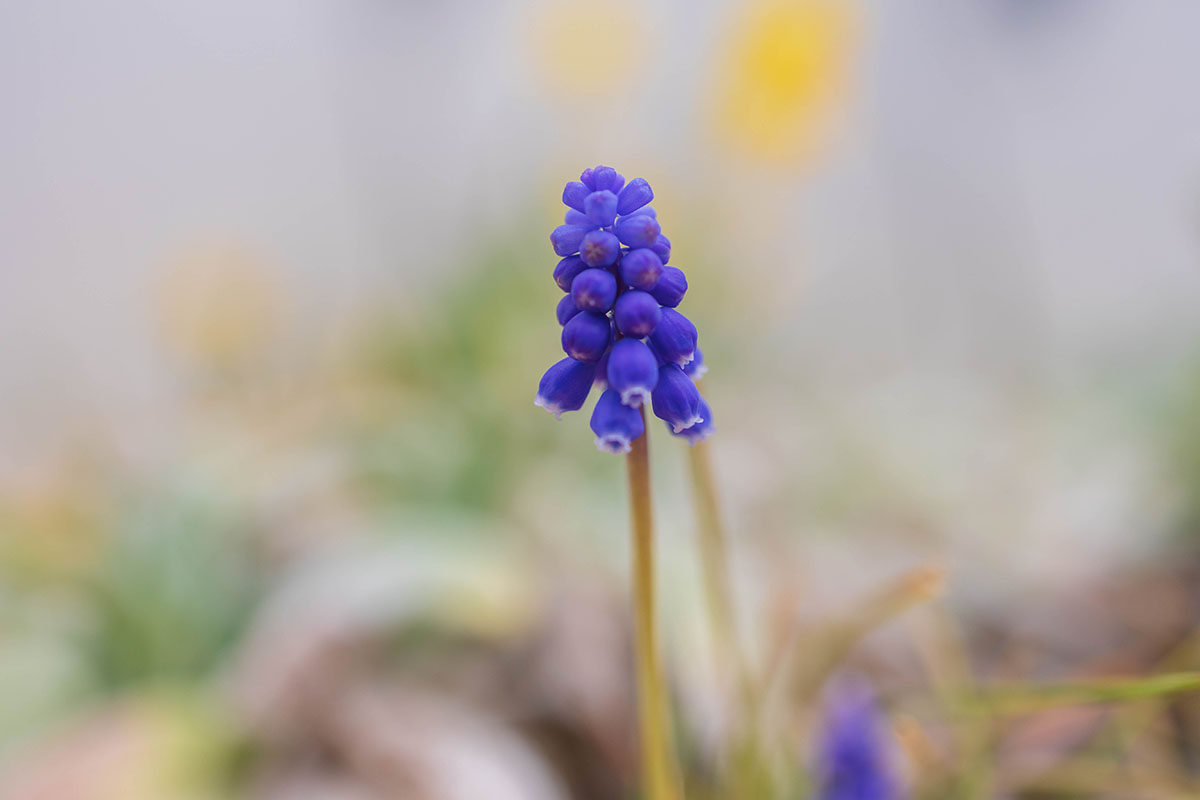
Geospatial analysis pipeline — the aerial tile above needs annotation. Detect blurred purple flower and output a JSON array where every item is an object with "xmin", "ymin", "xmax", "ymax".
[{"xmin": 815, "ymin": 679, "xmax": 901, "ymax": 800}]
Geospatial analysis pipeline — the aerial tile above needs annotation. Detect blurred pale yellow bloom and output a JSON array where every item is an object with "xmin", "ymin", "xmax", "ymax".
[
  {"xmin": 527, "ymin": 1, "xmax": 644, "ymax": 98},
  {"xmin": 711, "ymin": 0, "xmax": 857, "ymax": 165},
  {"xmin": 437, "ymin": 557, "xmax": 535, "ymax": 638},
  {"xmin": 156, "ymin": 243, "xmax": 284, "ymax": 371}
]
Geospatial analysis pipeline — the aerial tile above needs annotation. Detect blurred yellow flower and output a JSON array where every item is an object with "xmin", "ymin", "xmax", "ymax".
[
  {"xmin": 526, "ymin": 0, "xmax": 645, "ymax": 98},
  {"xmin": 711, "ymin": 0, "xmax": 857, "ymax": 165},
  {"xmin": 156, "ymin": 243, "xmax": 284, "ymax": 372}
]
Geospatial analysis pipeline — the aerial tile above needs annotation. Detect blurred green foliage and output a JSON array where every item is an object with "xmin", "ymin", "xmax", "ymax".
[
  {"xmin": 350, "ymin": 227, "xmax": 617, "ymax": 515},
  {"xmin": 79, "ymin": 479, "xmax": 262, "ymax": 688}
]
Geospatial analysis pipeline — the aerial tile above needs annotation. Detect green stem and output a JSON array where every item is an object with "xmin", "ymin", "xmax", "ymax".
[
  {"xmin": 687, "ymin": 435, "xmax": 769, "ymax": 800},
  {"xmin": 627, "ymin": 410, "xmax": 681, "ymax": 800},
  {"xmin": 687, "ymin": 437, "xmax": 754, "ymax": 711}
]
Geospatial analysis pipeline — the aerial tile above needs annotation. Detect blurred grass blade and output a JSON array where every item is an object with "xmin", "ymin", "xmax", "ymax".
[
  {"xmin": 759, "ymin": 564, "xmax": 945, "ymax": 729},
  {"xmin": 909, "ymin": 604, "xmax": 994, "ymax": 799},
  {"xmin": 790, "ymin": 565, "xmax": 945, "ymax": 700},
  {"xmin": 960, "ymin": 672, "xmax": 1200, "ymax": 716},
  {"xmin": 1013, "ymin": 758, "xmax": 1198, "ymax": 799}
]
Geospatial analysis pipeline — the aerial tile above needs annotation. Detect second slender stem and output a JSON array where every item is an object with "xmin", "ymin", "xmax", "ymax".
[
  {"xmin": 685, "ymin": 392, "xmax": 770, "ymax": 799},
  {"xmin": 687, "ymin": 438, "xmax": 751, "ymax": 707}
]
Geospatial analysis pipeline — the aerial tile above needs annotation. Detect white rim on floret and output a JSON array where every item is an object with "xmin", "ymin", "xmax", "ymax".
[
  {"xmin": 534, "ymin": 396, "xmax": 568, "ymax": 420},
  {"xmin": 594, "ymin": 434, "xmax": 633, "ymax": 455},
  {"xmin": 619, "ymin": 387, "xmax": 652, "ymax": 408}
]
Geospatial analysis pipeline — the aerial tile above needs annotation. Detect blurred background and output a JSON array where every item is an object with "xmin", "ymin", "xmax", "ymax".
[{"xmin": 3, "ymin": 1, "xmax": 1200, "ymax": 797}]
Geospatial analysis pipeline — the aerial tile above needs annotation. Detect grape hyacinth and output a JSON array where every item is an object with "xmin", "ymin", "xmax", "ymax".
[
  {"xmin": 815, "ymin": 679, "xmax": 902, "ymax": 800},
  {"xmin": 536, "ymin": 166, "xmax": 713, "ymax": 453}
]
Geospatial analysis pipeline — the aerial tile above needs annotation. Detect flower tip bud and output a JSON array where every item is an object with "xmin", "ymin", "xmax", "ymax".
[
  {"xmin": 650, "ymin": 233, "xmax": 671, "ymax": 265},
  {"xmin": 579, "ymin": 229, "xmax": 620, "ymax": 268},
  {"xmin": 562, "ymin": 181, "xmax": 590, "ymax": 213},
  {"xmin": 564, "ymin": 208, "xmax": 591, "ymax": 226},
  {"xmin": 584, "ymin": 190, "xmax": 618, "ymax": 227},
  {"xmin": 650, "ymin": 265, "xmax": 687, "ymax": 307},
  {"xmin": 571, "ymin": 268, "xmax": 618, "ymax": 313},
  {"xmin": 619, "ymin": 248, "xmax": 664, "ymax": 292},
  {"xmin": 592, "ymin": 166, "xmax": 624, "ymax": 193},
  {"xmin": 556, "ymin": 293, "xmax": 580, "ymax": 326},
  {"xmin": 616, "ymin": 177, "xmax": 654, "ymax": 215},
  {"xmin": 613, "ymin": 290, "xmax": 662, "ymax": 338},
  {"xmin": 551, "ymin": 224, "xmax": 590, "ymax": 257},
  {"xmin": 561, "ymin": 310, "xmax": 612, "ymax": 362},
  {"xmin": 614, "ymin": 214, "xmax": 662, "ymax": 249},
  {"xmin": 553, "ymin": 255, "xmax": 587, "ymax": 293}
]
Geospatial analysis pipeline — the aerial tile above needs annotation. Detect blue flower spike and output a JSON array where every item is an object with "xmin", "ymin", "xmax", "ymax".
[
  {"xmin": 537, "ymin": 166, "xmax": 714, "ymax": 454},
  {"xmin": 815, "ymin": 678, "xmax": 902, "ymax": 800}
]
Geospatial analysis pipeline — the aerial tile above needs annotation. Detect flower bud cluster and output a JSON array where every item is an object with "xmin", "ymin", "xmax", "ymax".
[{"xmin": 536, "ymin": 166, "xmax": 713, "ymax": 453}]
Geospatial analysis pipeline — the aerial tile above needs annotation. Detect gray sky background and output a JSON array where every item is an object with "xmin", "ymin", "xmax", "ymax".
[{"xmin": 2, "ymin": 0, "xmax": 1199, "ymax": 477}]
